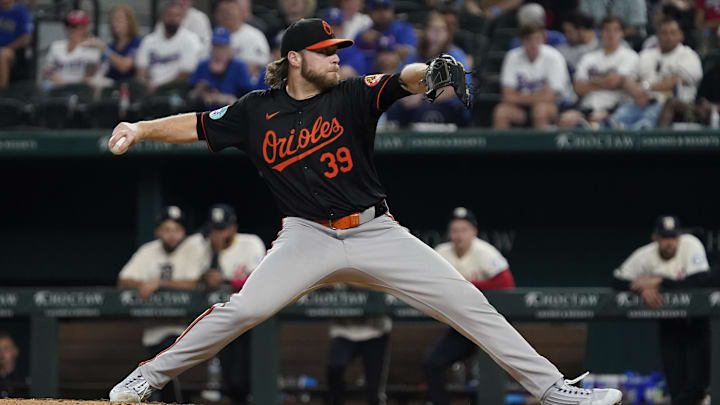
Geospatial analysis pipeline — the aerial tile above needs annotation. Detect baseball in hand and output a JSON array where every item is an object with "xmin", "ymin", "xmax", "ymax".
[{"xmin": 110, "ymin": 136, "xmax": 127, "ymax": 155}]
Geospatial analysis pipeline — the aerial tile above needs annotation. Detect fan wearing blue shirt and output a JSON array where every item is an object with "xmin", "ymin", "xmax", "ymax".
[
  {"xmin": 354, "ymin": 0, "xmax": 417, "ymax": 72},
  {"xmin": 323, "ymin": 7, "xmax": 367, "ymax": 77},
  {"xmin": 386, "ymin": 11, "xmax": 471, "ymax": 128},
  {"xmin": 0, "ymin": 0, "xmax": 33, "ymax": 87},
  {"xmin": 188, "ymin": 27, "xmax": 252, "ymax": 110}
]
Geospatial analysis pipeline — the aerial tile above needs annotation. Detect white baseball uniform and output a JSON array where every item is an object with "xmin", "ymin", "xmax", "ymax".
[
  {"xmin": 435, "ymin": 238, "xmax": 510, "ymax": 283},
  {"xmin": 184, "ymin": 232, "xmax": 266, "ymax": 282},
  {"xmin": 118, "ymin": 238, "xmax": 205, "ymax": 346},
  {"xmin": 613, "ymin": 234, "xmax": 710, "ymax": 281}
]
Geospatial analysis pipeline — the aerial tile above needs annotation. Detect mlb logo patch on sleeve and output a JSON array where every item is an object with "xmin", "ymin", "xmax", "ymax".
[{"xmin": 364, "ymin": 74, "xmax": 384, "ymax": 87}]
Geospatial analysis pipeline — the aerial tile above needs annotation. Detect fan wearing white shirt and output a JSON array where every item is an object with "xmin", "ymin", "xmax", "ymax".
[
  {"xmin": 559, "ymin": 16, "xmax": 639, "ymax": 128},
  {"xmin": 184, "ymin": 204, "xmax": 266, "ymax": 405},
  {"xmin": 135, "ymin": 1, "xmax": 201, "ymax": 92},
  {"xmin": 493, "ymin": 23, "xmax": 572, "ymax": 129},
  {"xmin": 339, "ymin": 0, "xmax": 373, "ymax": 42},
  {"xmin": 214, "ymin": 0, "xmax": 271, "ymax": 80},
  {"xmin": 154, "ymin": 0, "xmax": 212, "ymax": 57},
  {"xmin": 610, "ymin": 18, "xmax": 703, "ymax": 130},
  {"xmin": 612, "ymin": 216, "xmax": 710, "ymax": 405},
  {"xmin": 43, "ymin": 10, "xmax": 100, "ymax": 86}
]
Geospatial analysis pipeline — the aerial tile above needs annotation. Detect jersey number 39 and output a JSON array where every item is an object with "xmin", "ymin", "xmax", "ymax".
[{"xmin": 320, "ymin": 147, "xmax": 354, "ymax": 178}]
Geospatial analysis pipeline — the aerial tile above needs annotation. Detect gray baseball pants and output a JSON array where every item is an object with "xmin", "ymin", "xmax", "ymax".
[{"xmin": 139, "ymin": 214, "xmax": 563, "ymax": 397}]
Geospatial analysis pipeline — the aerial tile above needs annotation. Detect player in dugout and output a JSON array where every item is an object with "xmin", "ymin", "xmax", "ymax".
[
  {"xmin": 424, "ymin": 207, "xmax": 515, "ymax": 405},
  {"xmin": 185, "ymin": 203, "xmax": 266, "ymax": 405},
  {"xmin": 107, "ymin": 17, "xmax": 621, "ymax": 405},
  {"xmin": 613, "ymin": 216, "xmax": 711, "ymax": 405},
  {"xmin": 117, "ymin": 205, "xmax": 204, "ymax": 403}
]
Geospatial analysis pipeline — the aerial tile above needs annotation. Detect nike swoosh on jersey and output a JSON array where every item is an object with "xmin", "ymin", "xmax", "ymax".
[{"xmin": 265, "ymin": 111, "xmax": 280, "ymax": 120}]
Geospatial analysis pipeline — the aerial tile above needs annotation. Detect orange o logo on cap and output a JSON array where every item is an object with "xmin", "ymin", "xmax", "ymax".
[{"xmin": 322, "ymin": 20, "xmax": 333, "ymax": 35}]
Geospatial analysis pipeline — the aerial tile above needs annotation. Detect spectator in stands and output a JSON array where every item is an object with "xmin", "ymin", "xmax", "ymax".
[
  {"xmin": 135, "ymin": 0, "xmax": 202, "ymax": 93},
  {"xmin": 117, "ymin": 205, "xmax": 203, "ymax": 403},
  {"xmin": 324, "ymin": 8, "xmax": 367, "ymax": 77},
  {"xmin": 658, "ymin": 62, "xmax": 720, "ymax": 127},
  {"xmin": 326, "ymin": 291, "xmax": 391, "ymax": 405},
  {"xmin": 385, "ymin": 12, "xmax": 471, "ymax": 128},
  {"xmin": 339, "ymin": 0, "xmax": 373, "ymax": 41},
  {"xmin": 237, "ymin": 0, "xmax": 268, "ymax": 33},
  {"xmin": 643, "ymin": 2, "xmax": 695, "ymax": 51},
  {"xmin": 559, "ymin": 16, "xmax": 639, "ymax": 129},
  {"xmin": 355, "ymin": 0, "xmax": 418, "ymax": 69},
  {"xmin": 155, "ymin": 0, "xmax": 212, "ymax": 55},
  {"xmin": 612, "ymin": 216, "xmax": 710, "ymax": 405},
  {"xmin": 188, "ymin": 27, "xmax": 252, "ymax": 110},
  {"xmin": 494, "ymin": 23, "xmax": 571, "ymax": 129},
  {"xmin": 460, "ymin": 0, "xmax": 521, "ymax": 19},
  {"xmin": 424, "ymin": 207, "xmax": 515, "ymax": 405},
  {"xmin": 185, "ymin": 204, "xmax": 266, "ymax": 405},
  {"xmin": 265, "ymin": 0, "xmax": 317, "ymax": 45},
  {"xmin": 696, "ymin": 0, "xmax": 720, "ymax": 51},
  {"xmin": 556, "ymin": 12, "xmax": 599, "ymax": 74},
  {"xmin": 579, "ymin": 0, "xmax": 647, "ymax": 39},
  {"xmin": 43, "ymin": 10, "xmax": 100, "ymax": 87},
  {"xmin": 0, "ymin": 332, "xmax": 23, "ymax": 398},
  {"xmin": 509, "ymin": 3, "xmax": 566, "ymax": 49},
  {"xmin": 81, "ymin": 5, "xmax": 141, "ymax": 84},
  {"xmin": 214, "ymin": 0, "xmax": 270, "ymax": 81},
  {"xmin": 610, "ymin": 18, "xmax": 702, "ymax": 130},
  {"xmin": 0, "ymin": 0, "xmax": 33, "ymax": 88}
]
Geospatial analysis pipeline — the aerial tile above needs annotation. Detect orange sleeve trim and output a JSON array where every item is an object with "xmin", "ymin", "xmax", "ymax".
[
  {"xmin": 200, "ymin": 112, "xmax": 214, "ymax": 152},
  {"xmin": 376, "ymin": 75, "xmax": 392, "ymax": 111}
]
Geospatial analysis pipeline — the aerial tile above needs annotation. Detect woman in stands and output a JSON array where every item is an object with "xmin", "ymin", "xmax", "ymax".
[{"xmin": 82, "ymin": 5, "xmax": 142, "ymax": 84}]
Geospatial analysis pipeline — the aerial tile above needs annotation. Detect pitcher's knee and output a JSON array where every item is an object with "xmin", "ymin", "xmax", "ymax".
[{"xmin": 227, "ymin": 301, "xmax": 272, "ymax": 326}]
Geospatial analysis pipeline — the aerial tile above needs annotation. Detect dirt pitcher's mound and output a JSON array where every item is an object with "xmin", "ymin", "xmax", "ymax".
[{"xmin": 0, "ymin": 400, "xmax": 180, "ymax": 405}]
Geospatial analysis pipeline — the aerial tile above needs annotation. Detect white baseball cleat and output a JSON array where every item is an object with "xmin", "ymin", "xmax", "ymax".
[
  {"xmin": 541, "ymin": 372, "xmax": 622, "ymax": 405},
  {"xmin": 109, "ymin": 367, "xmax": 155, "ymax": 402}
]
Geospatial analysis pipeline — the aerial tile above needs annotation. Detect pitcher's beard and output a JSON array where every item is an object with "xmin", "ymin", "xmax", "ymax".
[{"xmin": 301, "ymin": 60, "xmax": 340, "ymax": 91}]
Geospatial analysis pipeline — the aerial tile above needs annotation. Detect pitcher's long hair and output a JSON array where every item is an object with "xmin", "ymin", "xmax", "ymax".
[{"xmin": 265, "ymin": 57, "xmax": 289, "ymax": 89}]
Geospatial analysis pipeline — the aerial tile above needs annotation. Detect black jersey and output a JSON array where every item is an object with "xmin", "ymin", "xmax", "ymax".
[{"xmin": 196, "ymin": 73, "xmax": 411, "ymax": 220}]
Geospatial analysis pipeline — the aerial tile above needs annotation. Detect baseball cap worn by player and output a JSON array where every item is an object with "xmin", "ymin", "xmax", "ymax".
[
  {"xmin": 209, "ymin": 204, "xmax": 238, "ymax": 230},
  {"xmin": 654, "ymin": 215, "xmax": 682, "ymax": 238},
  {"xmin": 156, "ymin": 205, "xmax": 186, "ymax": 228},
  {"xmin": 451, "ymin": 207, "xmax": 478, "ymax": 228},
  {"xmin": 280, "ymin": 18, "xmax": 354, "ymax": 57}
]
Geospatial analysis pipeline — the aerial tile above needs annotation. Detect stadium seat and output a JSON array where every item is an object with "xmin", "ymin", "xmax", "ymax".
[
  {"xmin": 0, "ymin": 98, "xmax": 26, "ymax": 127},
  {"xmin": 137, "ymin": 96, "xmax": 187, "ymax": 121},
  {"xmin": 49, "ymin": 83, "xmax": 94, "ymax": 103},
  {"xmin": 471, "ymin": 92, "xmax": 501, "ymax": 127},
  {"xmin": 87, "ymin": 99, "xmax": 124, "ymax": 129},
  {"xmin": 34, "ymin": 97, "xmax": 73, "ymax": 129}
]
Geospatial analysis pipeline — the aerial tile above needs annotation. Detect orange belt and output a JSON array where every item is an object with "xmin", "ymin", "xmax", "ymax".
[
  {"xmin": 316, "ymin": 201, "xmax": 388, "ymax": 230},
  {"xmin": 317, "ymin": 213, "xmax": 361, "ymax": 230}
]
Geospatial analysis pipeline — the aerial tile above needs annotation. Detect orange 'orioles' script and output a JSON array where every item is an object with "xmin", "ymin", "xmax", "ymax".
[{"xmin": 263, "ymin": 116, "xmax": 345, "ymax": 172}]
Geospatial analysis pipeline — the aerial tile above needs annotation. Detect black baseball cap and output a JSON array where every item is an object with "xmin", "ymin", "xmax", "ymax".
[
  {"xmin": 156, "ymin": 205, "xmax": 185, "ymax": 228},
  {"xmin": 450, "ymin": 207, "xmax": 478, "ymax": 228},
  {"xmin": 280, "ymin": 18, "xmax": 354, "ymax": 57},
  {"xmin": 654, "ymin": 215, "xmax": 682, "ymax": 238},
  {"xmin": 208, "ymin": 203, "xmax": 237, "ymax": 230}
]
